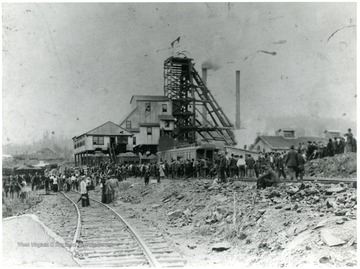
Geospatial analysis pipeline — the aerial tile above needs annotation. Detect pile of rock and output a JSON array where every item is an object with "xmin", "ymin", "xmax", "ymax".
[
  {"xmin": 305, "ymin": 152, "xmax": 357, "ymax": 178},
  {"xmin": 260, "ymin": 182, "xmax": 357, "ymax": 219}
]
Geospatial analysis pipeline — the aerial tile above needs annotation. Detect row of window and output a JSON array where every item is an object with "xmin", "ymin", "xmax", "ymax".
[
  {"xmin": 144, "ymin": 103, "xmax": 168, "ymax": 113},
  {"xmin": 93, "ymin": 136, "xmax": 104, "ymax": 145},
  {"xmin": 74, "ymin": 141, "xmax": 85, "ymax": 149}
]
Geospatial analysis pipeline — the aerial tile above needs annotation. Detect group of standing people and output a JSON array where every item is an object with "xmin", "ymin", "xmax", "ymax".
[
  {"xmin": 301, "ymin": 128, "xmax": 357, "ymax": 160},
  {"xmin": 2, "ymin": 175, "xmax": 26, "ymax": 199}
]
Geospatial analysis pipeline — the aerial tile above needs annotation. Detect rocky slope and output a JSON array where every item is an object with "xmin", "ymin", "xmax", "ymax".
[
  {"xmin": 97, "ymin": 177, "xmax": 357, "ymax": 267},
  {"xmin": 305, "ymin": 153, "xmax": 357, "ymax": 178}
]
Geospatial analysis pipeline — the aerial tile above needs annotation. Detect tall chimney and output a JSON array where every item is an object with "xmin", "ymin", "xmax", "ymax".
[
  {"xmin": 202, "ymin": 68, "xmax": 208, "ymax": 126},
  {"xmin": 235, "ymin": 70, "xmax": 240, "ymax": 129}
]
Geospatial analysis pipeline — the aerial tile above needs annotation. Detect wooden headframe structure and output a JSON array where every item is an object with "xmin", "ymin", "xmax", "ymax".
[{"xmin": 163, "ymin": 56, "xmax": 237, "ymax": 145}]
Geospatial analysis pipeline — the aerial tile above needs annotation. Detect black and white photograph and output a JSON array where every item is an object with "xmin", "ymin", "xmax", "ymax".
[{"xmin": 2, "ymin": 1, "xmax": 357, "ymax": 268}]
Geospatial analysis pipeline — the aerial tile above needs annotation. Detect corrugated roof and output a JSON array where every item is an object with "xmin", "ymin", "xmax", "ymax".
[
  {"xmin": 257, "ymin": 136, "xmax": 329, "ymax": 149},
  {"xmin": 158, "ymin": 115, "xmax": 175, "ymax": 121},
  {"xmin": 130, "ymin": 95, "xmax": 170, "ymax": 104}
]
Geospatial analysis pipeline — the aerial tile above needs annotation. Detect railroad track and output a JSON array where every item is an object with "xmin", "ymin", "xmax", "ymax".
[{"xmin": 60, "ymin": 191, "xmax": 186, "ymax": 267}]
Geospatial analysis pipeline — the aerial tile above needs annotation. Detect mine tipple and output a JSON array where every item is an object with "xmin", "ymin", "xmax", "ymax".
[{"xmin": 163, "ymin": 56, "xmax": 236, "ymax": 146}]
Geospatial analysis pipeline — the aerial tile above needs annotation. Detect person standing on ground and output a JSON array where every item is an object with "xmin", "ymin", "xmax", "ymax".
[
  {"xmin": 104, "ymin": 176, "xmax": 113, "ymax": 204},
  {"xmin": 78, "ymin": 176, "xmax": 89, "ymax": 207},
  {"xmin": 246, "ymin": 155, "xmax": 256, "ymax": 178},
  {"xmin": 276, "ymin": 153, "xmax": 287, "ymax": 180},
  {"xmin": 285, "ymin": 145, "xmax": 298, "ymax": 181},
  {"xmin": 109, "ymin": 175, "xmax": 119, "ymax": 204},
  {"xmin": 4, "ymin": 177, "xmax": 10, "ymax": 198},
  {"xmin": 52, "ymin": 175, "xmax": 58, "ymax": 192},
  {"xmin": 237, "ymin": 155, "xmax": 246, "ymax": 178},
  {"xmin": 100, "ymin": 175, "xmax": 107, "ymax": 203},
  {"xmin": 326, "ymin": 139, "xmax": 334, "ymax": 157},
  {"xmin": 144, "ymin": 165, "xmax": 150, "ymax": 185},
  {"xmin": 66, "ymin": 176, "xmax": 72, "ymax": 192},
  {"xmin": 297, "ymin": 151, "xmax": 306, "ymax": 181},
  {"xmin": 229, "ymin": 154, "xmax": 238, "ymax": 178},
  {"xmin": 158, "ymin": 162, "xmax": 165, "ymax": 183},
  {"xmin": 219, "ymin": 152, "xmax": 227, "ymax": 183}
]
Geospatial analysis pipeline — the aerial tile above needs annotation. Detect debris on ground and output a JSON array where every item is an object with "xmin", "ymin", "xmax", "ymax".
[
  {"xmin": 104, "ymin": 178, "xmax": 357, "ymax": 267},
  {"xmin": 305, "ymin": 153, "xmax": 357, "ymax": 178}
]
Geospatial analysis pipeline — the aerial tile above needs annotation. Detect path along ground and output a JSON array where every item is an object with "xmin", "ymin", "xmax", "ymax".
[{"xmin": 2, "ymin": 214, "xmax": 79, "ymax": 267}]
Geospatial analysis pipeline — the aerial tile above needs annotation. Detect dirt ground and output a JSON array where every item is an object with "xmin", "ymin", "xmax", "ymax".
[
  {"xmin": 93, "ymin": 177, "xmax": 357, "ymax": 267},
  {"xmin": 9, "ymin": 176, "xmax": 357, "ymax": 267},
  {"xmin": 2, "ymin": 215, "xmax": 78, "ymax": 267}
]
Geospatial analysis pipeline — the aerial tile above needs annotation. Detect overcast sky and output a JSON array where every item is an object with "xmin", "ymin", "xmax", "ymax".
[{"xmin": 2, "ymin": 2, "xmax": 356, "ymax": 145}]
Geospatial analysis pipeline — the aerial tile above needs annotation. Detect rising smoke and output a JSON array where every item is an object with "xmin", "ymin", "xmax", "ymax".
[{"xmin": 201, "ymin": 60, "xmax": 221, "ymax": 71}]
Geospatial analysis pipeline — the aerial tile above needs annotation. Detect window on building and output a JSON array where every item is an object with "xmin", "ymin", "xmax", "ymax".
[
  {"xmin": 145, "ymin": 102, "xmax": 151, "ymax": 112},
  {"xmin": 126, "ymin": 120, "xmax": 131, "ymax": 129},
  {"xmin": 283, "ymin": 131, "xmax": 295, "ymax": 138},
  {"xmin": 162, "ymin": 104, "xmax": 167, "ymax": 112},
  {"xmin": 93, "ymin": 136, "xmax": 104, "ymax": 145},
  {"xmin": 74, "ymin": 144, "xmax": 77, "ymax": 149},
  {"xmin": 147, "ymin": 127, "xmax": 152, "ymax": 135},
  {"xmin": 165, "ymin": 121, "xmax": 170, "ymax": 128},
  {"xmin": 133, "ymin": 136, "xmax": 136, "ymax": 145}
]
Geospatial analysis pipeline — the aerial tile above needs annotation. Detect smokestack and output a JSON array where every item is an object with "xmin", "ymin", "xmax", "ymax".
[
  {"xmin": 235, "ymin": 70, "xmax": 240, "ymax": 129},
  {"xmin": 202, "ymin": 68, "xmax": 208, "ymax": 126}
]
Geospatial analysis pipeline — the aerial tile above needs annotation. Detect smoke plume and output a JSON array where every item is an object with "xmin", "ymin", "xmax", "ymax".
[{"xmin": 201, "ymin": 60, "xmax": 221, "ymax": 71}]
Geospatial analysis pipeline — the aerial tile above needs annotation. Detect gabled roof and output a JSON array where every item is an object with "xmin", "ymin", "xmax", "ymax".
[
  {"xmin": 130, "ymin": 95, "xmax": 170, "ymax": 104},
  {"xmin": 76, "ymin": 121, "xmax": 133, "ymax": 138},
  {"xmin": 255, "ymin": 136, "xmax": 328, "ymax": 150},
  {"xmin": 119, "ymin": 106, "xmax": 138, "ymax": 126}
]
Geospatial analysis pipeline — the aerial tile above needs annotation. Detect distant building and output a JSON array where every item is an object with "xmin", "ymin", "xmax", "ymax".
[
  {"xmin": 72, "ymin": 121, "xmax": 133, "ymax": 166},
  {"xmin": 324, "ymin": 130, "xmax": 341, "ymax": 139},
  {"xmin": 119, "ymin": 95, "xmax": 175, "ymax": 155},
  {"xmin": 252, "ymin": 129, "xmax": 328, "ymax": 152}
]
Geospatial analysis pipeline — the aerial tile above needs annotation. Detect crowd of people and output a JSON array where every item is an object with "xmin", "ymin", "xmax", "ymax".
[
  {"xmin": 303, "ymin": 129, "xmax": 357, "ymax": 160},
  {"xmin": 3, "ymin": 128, "xmax": 356, "ymax": 203}
]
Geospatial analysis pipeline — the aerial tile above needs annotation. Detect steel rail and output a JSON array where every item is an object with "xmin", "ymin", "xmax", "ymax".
[
  {"xmin": 60, "ymin": 191, "xmax": 82, "ymax": 254},
  {"xmin": 70, "ymin": 190, "xmax": 161, "ymax": 268}
]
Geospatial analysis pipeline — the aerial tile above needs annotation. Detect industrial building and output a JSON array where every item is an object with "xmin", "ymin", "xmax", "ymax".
[
  {"xmin": 118, "ymin": 95, "xmax": 175, "ymax": 155},
  {"xmin": 72, "ymin": 121, "xmax": 133, "ymax": 166},
  {"xmin": 73, "ymin": 55, "xmax": 241, "ymax": 162},
  {"xmin": 252, "ymin": 129, "xmax": 329, "ymax": 152}
]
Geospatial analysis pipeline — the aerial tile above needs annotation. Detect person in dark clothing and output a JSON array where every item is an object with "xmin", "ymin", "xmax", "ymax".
[
  {"xmin": 276, "ymin": 153, "xmax": 287, "ymax": 179},
  {"xmin": 218, "ymin": 152, "xmax": 227, "ymax": 183},
  {"xmin": 326, "ymin": 139, "xmax": 335, "ymax": 157},
  {"xmin": 296, "ymin": 152, "xmax": 306, "ymax": 180},
  {"xmin": 144, "ymin": 166, "xmax": 150, "ymax": 185},
  {"xmin": 246, "ymin": 155, "xmax": 255, "ymax": 178},
  {"xmin": 339, "ymin": 137, "xmax": 346, "ymax": 153},
  {"xmin": 100, "ymin": 176, "xmax": 107, "ymax": 203},
  {"xmin": 285, "ymin": 145, "xmax": 298, "ymax": 180},
  {"xmin": 254, "ymin": 158, "xmax": 261, "ymax": 179},
  {"xmin": 306, "ymin": 141, "xmax": 314, "ymax": 160},
  {"xmin": 44, "ymin": 176, "xmax": 50, "ymax": 195},
  {"xmin": 229, "ymin": 154, "xmax": 238, "ymax": 178},
  {"xmin": 257, "ymin": 165, "xmax": 280, "ymax": 189}
]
